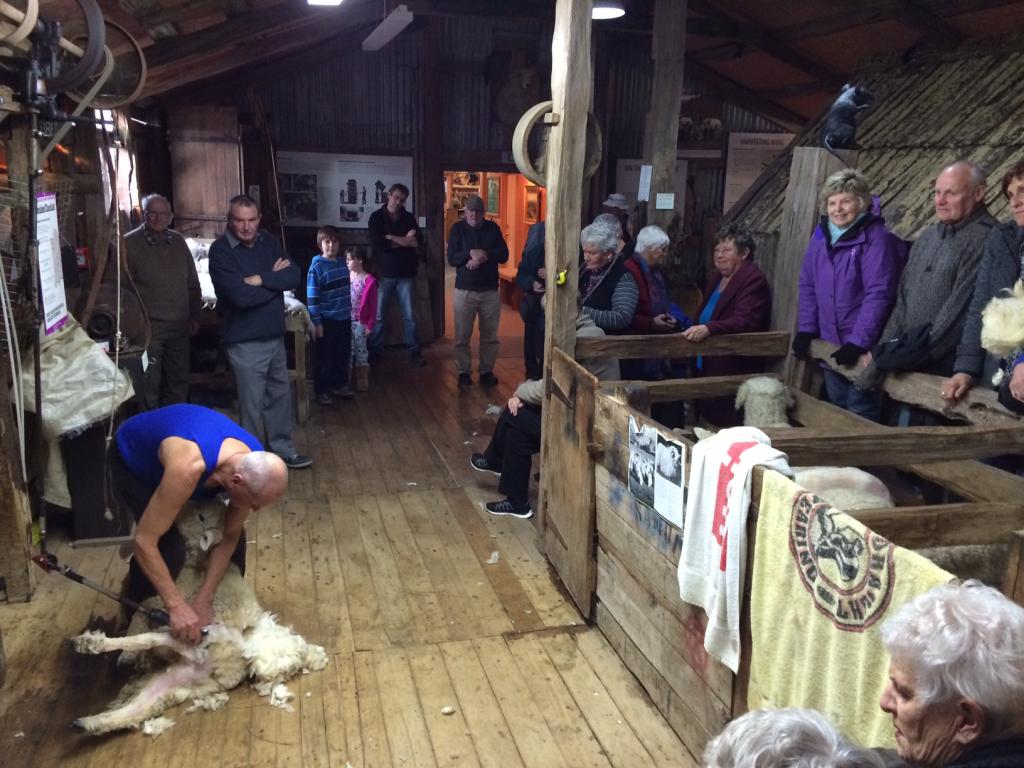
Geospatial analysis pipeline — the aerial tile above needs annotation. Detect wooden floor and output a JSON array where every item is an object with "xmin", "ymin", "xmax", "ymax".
[{"xmin": 0, "ymin": 332, "xmax": 696, "ymax": 767}]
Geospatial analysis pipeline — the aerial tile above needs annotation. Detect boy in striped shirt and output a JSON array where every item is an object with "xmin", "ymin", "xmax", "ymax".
[{"xmin": 307, "ymin": 226, "xmax": 353, "ymax": 404}]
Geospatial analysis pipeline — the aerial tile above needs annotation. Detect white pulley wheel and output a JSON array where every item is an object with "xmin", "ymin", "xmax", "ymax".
[{"xmin": 512, "ymin": 100, "xmax": 603, "ymax": 188}]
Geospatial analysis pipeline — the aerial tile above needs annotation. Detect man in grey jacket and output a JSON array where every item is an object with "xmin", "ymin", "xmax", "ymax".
[{"xmin": 854, "ymin": 161, "xmax": 995, "ymax": 409}]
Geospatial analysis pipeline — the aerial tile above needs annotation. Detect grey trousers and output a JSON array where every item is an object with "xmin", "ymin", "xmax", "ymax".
[
  {"xmin": 143, "ymin": 324, "xmax": 191, "ymax": 409},
  {"xmin": 226, "ymin": 336, "xmax": 297, "ymax": 458},
  {"xmin": 453, "ymin": 288, "xmax": 501, "ymax": 375}
]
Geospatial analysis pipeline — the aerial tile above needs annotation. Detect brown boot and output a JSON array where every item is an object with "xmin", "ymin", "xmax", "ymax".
[{"xmin": 354, "ymin": 364, "xmax": 370, "ymax": 392}]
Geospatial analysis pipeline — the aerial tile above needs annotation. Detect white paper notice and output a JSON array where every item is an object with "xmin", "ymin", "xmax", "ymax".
[
  {"xmin": 36, "ymin": 192, "xmax": 67, "ymax": 336},
  {"xmin": 628, "ymin": 415, "xmax": 685, "ymax": 528},
  {"xmin": 655, "ymin": 192, "xmax": 675, "ymax": 210},
  {"xmin": 637, "ymin": 164, "xmax": 652, "ymax": 201}
]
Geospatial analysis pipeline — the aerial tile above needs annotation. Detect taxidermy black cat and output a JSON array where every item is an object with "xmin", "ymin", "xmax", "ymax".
[{"xmin": 820, "ymin": 83, "xmax": 875, "ymax": 157}]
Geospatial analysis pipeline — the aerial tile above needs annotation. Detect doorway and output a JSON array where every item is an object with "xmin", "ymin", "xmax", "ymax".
[{"xmin": 441, "ymin": 170, "xmax": 545, "ymax": 352}]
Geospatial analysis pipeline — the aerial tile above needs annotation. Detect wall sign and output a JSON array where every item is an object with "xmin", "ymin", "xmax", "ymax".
[
  {"xmin": 723, "ymin": 132, "xmax": 795, "ymax": 213},
  {"xmin": 276, "ymin": 151, "xmax": 414, "ymax": 228},
  {"xmin": 36, "ymin": 192, "xmax": 68, "ymax": 335}
]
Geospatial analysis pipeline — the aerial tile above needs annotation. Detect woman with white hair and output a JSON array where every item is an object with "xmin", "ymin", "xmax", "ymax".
[
  {"xmin": 791, "ymin": 168, "xmax": 905, "ymax": 421},
  {"xmin": 579, "ymin": 218, "xmax": 639, "ymax": 332},
  {"xmin": 879, "ymin": 580, "xmax": 1024, "ymax": 767},
  {"xmin": 703, "ymin": 707, "xmax": 883, "ymax": 768}
]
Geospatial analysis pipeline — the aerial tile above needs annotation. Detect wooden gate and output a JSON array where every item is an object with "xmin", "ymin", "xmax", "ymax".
[{"xmin": 539, "ymin": 348, "xmax": 599, "ymax": 617}]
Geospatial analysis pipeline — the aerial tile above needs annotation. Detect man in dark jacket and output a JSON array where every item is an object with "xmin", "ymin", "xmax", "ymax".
[
  {"xmin": 367, "ymin": 183, "xmax": 425, "ymax": 366},
  {"xmin": 853, "ymin": 161, "xmax": 995, "ymax": 418},
  {"xmin": 208, "ymin": 194, "xmax": 311, "ymax": 469},
  {"xmin": 515, "ymin": 220, "xmax": 545, "ymax": 380},
  {"xmin": 447, "ymin": 195, "xmax": 509, "ymax": 387}
]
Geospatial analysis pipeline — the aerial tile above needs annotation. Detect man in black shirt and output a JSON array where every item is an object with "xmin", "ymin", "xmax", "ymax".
[
  {"xmin": 446, "ymin": 195, "xmax": 509, "ymax": 387},
  {"xmin": 366, "ymin": 183, "xmax": 425, "ymax": 365}
]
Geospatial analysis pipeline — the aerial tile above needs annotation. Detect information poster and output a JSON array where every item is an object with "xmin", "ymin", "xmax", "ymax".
[
  {"xmin": 276, "ymin": 151, "xmax": 414, "ymax": 228},
  {"xmin": 723, "ymin": 132, "xmax": 795, "ymax": 212},
  {"xmin": 628, "ymin": 415, "xmax": 685, "ymax": 528},
  {"xmin": 36, "ymin": 192, "xmax": 67, "ymax": 335},
  {"xmin": 615, "ymin": 157, "xmax": 687, "ymax": 212}
]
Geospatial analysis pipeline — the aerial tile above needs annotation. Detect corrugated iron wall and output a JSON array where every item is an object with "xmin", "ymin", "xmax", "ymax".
[{"xmin": 255, "ymin": 34, "xmax": 423, "ymax": 153}]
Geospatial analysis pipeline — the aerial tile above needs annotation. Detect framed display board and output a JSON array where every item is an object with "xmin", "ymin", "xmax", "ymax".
[{"xmin": 276, "ymin": 151, "xmax": 414, "ymax": 228}]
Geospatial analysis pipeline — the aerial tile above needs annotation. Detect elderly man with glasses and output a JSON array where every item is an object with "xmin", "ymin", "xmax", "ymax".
[{"xmin": 124, "ymin": 193, "xmax": 202, "ymax": 409}]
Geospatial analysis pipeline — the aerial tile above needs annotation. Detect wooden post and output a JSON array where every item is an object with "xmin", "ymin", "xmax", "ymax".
[
  {"xmin": 1003, "ymin": 531, "xmax": 1024, "ymax": 607},
  {"xmin": 421, "ymin": 16, "xmax": 445, "ymax": 338},
  {"xmin": 773, "ymin": 148, "xmax": 855, "ymax": 382},
  {"xmin": 642, "ymin": 0, "xmax": 687, "ymax": 231},
  {"xmin": 1, "ymin": 122, "xmax": 36, "ymax": 604},
  {"xmin": 538, "ymin": 0, "xmax": 594, "ymax": 533}
]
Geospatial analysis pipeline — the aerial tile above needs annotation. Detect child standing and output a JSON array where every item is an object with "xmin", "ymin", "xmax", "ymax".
[
  {"xmin": 308, "ymin": 226, "xmax": 353, "ymax": 405},
  {"xmin": 346, "ymin": 245, "xmax": 378, "ymax": 392}
]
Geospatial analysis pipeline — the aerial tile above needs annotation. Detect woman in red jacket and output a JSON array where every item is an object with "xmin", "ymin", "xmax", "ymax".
[{"xmin": 683, "ymin": 226, "xmax": 772, "ymax": 426}]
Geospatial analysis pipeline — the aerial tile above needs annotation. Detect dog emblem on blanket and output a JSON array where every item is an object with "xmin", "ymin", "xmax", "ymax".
[
  {"xmin": 789, "ymin": 492, "xmax": 895, "ymax": 632},
  {"xmin": 70, "ymin": 501, "xmax": 328, "ymax": 735}
]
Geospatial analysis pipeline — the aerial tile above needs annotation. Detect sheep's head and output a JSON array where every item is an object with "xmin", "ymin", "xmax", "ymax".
[
  {"xmin": 734, "ymin": 376, "xmax": 793, "ymax": 428},
  {"xmin": 177, "ymin": 499, "xmax": 229, "ymax": 566},
  {"xmin": 981, "ymin": 280, "xmax": 1024, "ymax": 358}
]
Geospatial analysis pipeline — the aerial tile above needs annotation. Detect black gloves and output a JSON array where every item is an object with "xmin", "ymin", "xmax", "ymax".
[
  {"xmin": 831, "ymin": 342, "xmax": 866, "ymax": 367},
  {"xmin": 792, "ymin": 332, "xmax": 814, "ymax": 360}
]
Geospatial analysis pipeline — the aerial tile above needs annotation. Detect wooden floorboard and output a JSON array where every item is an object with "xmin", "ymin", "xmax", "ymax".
[{"xmin": 0, "ymin": 322, "xmax": 694, "ymax": 767}]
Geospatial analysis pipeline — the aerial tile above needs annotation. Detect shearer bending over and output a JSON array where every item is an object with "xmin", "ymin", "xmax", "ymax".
[{"xmin": 109, "ymin": 403, "xmax": 288, "ymax": 644}]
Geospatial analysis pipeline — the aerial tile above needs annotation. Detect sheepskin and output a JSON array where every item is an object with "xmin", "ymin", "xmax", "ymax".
[
  {"xmin": 70, "ymin": 500, "xmax": 328, "ymax": 736},
  {"xmin": 981, "ymin": 279, "xmax": 1024, "ymax": 358}
]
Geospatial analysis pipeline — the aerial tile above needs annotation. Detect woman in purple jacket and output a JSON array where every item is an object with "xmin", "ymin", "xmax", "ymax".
[{"xmin": 792, "ymin": 169, "xmax": 906, "ymax": 421}]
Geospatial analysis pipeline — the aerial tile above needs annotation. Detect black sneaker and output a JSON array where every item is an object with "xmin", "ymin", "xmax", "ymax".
[
  {"xmin": 479, "ymin": 372, "xmax": 499, "ymax": 387},
  {"xmin": 470, "ymin": 453, "xmax": 500, "ymax": 476},
  {"xmin": 283, "ymin": 453, "xmax": 313, "ymax": 469},
  {"xmin": 411, "ymin": 351, "xmax": 427, "ymax": 367},
  {"xmin": 317, "ymin": 394, "xmax": 334, "ymax": 406},
  {"xmin": 330, "ymin": 386, "xmax": 354, "ymax": 399},
  {"xmin": 458, "ymin": 372, "xmax": 472, "ymax": 388},
  {"xmin": 485, "ymin": 499, "xmax": 534, "ymax": 519}
]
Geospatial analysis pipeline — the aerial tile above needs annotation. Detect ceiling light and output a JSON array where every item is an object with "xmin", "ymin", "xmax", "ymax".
[
  {"xmin": 592, "ymin": 0, "xmax": 625, "ymax": 20},
  {"xmin": 307, "ymin": 0, "xmax": 343, "ymax": 6}
]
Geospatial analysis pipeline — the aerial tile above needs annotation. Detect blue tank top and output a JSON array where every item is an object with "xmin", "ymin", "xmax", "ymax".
[{"xmin": 115, "ymin": 404, "xmax": 263, "ymax": 499}]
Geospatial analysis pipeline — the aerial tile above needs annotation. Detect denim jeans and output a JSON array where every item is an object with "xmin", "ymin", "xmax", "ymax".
[
  {"xmin": 370, "ymin": 277, "xmax": 418, "ymax": 355},
  {"xmin": 823, "ymin": 369, "xmax": 882, "ymax": 422}
]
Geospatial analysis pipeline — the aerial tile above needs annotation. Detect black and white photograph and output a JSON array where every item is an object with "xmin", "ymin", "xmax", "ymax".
[
  {"xmin": 654, "ymin": 433, "xmax": 685, "ymax": 528},
  {"xmin": 628, "ymin": 415, "xmax": 656, "ymax": 509}
]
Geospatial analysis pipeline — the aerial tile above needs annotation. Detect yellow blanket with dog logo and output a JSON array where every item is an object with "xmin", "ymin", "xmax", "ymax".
[{"xmin": 748, "ymin": 471, "xmax": 953, "ymax": 748}]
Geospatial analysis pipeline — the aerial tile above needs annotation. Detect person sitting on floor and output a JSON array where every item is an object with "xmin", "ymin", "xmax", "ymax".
[{"xmin": 469, "ymin": 313, "xmax": 619, "ymax": 519}]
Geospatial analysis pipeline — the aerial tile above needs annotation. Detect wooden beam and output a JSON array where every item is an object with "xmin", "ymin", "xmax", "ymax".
[
  {"xmin": 854, "ymin": 503, "xmax": 1024, "ymax": 548},
  {"xmin": 688, "ymin": 0, "xmax": 847, "ymax": 85},
  {"xmin": 775, "ymin": 148, "xmax": 855, "ymax": 382},
  {"xmin": 1002, "ymin": 531, "xmax": 1024, "ymax": 607},
  {"xmin": 574, "ymin": 330, "xmax": 790, "ymax": 361},
  {"xmin": 762, "ymin": 425, "xmax": 1024, "ymax": 466},
  {"xmin": 808, "ymin": 338, "xmax": 1021, "ymax": 426},
  {"xmin": 643, "ymin": 0, "xmax": 687, "ymax": 231},
  {"xmin": 685, "ymin": 60, "xmax": 805, "ymax": 130},
  {"xmin": 538, "ymin": 0, "xmax": 593, "ymax": 531},
  {"xmin": 602, "ymin": 373, "xmax": 780, "ymax": 402},
  {"xmin": 789, "ymin": 390, "xmax": 1024, "ymax": 503},
  {"xmin": 892, "ymin": 1, "xmax": 964, "ymax": 44}
]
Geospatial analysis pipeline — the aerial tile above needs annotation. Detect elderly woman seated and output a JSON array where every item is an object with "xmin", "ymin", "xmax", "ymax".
[
  {"xmin": 579, "ymin": 217, "xmax": 639, "ymax": 333},
  {"xmin": 703, "ymin": 707, "xmax": 883, "ymax": 768},
  {"xmin": 879, "ymin": 580, "xmax": 1024, "ymax": 767}
]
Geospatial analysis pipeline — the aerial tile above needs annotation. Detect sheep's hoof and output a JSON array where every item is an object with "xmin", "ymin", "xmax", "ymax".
[{"xmin": 71, "ymin": 631, "xmax": 109, "ymax": 655}]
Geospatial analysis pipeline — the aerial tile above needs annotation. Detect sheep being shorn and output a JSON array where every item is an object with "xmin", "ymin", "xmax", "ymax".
[{"xmin": 70, "ymin": 501, "xmax": 327, "ymax": 735}]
